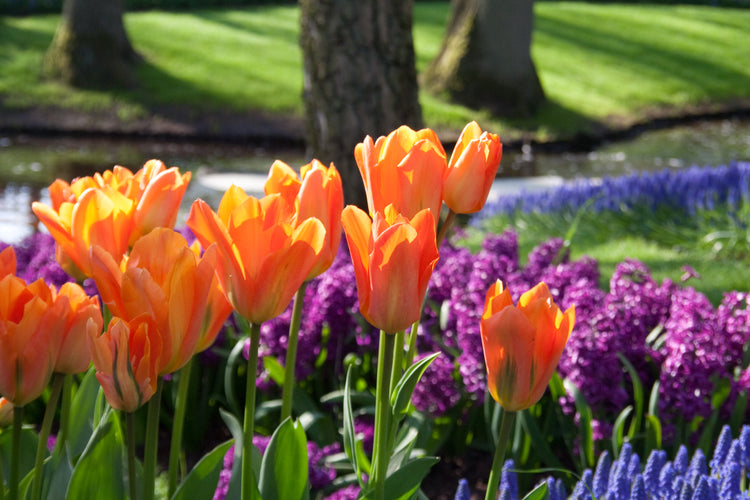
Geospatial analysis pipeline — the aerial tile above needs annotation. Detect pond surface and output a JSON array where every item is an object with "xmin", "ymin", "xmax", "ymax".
[{"xmin": 1, "ymin": 117, "xmax": 749, "ymax": 244}]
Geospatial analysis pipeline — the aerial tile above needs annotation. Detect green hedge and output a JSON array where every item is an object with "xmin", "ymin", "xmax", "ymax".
[{"xmin": 0, "ymin": 0, "xmax": 295, "ymax": 16}]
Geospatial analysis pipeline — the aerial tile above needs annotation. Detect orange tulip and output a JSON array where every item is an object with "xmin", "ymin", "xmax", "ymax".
[
  {"xmin": 354, "ymin": 125, "xmax": 447, "ymax": 224},
  {"xmin": 52, "ymin": 282, "xmax": 104, "ymax": 374},
  {"xmin": 265, "ymin": 159, "xmax": 344, "ymax": 279},
  {"xmin": 443, "ymin": 121, "xmax": 503, "ymax": 214},
  {"xmin": 32, "ymin": 160, "xmax": 191, "ymax": 278},
  {"xmin": 89, "ymin": 228, "xmax": 233, "ymax": 375},
  {"xmin": 89, "ymin": 315, "xmax": 162, "ymax": 413},
  {"xmin": 342, "ymin": 204, "xmax": 440, "ymax": 334},
  {"xmin": 0, "ymin": 246, "xmax": 103, "ymax": 404},
  {"xmin": 187, "ymin": 189, "xmax": 325, "ymax": 324},
  {"xmin": 0, "ymin": 249, "xmax": 62, "ymax": 406},
  {"xmin": 480, "ymin": 281, "xmax": 575, "ymax": 412}
]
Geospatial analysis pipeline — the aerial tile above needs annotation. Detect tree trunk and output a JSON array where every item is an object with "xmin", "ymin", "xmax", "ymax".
[
  {"xmin": 43, "ymin": 0, "xmax": 139, "ymax": 88},
  {"xmin": 423, "ymin": 0, "xmax": 545, "ymax": 117},
  {"xmin": 299, "ymin": 0, "xmax": 423, "ymax": 209}
]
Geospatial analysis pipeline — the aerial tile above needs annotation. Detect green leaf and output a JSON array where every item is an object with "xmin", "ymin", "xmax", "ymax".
[
  {"xmin": 225, "ymin": 338, "xmax": 248, "ymax": 416},
  {"xmin": 391, "ymin": 352, "xmax": 440, "ymax": 416},
  {"xmin": 262, "ymin": 356, "xmax": 285, "ymax": 386},
  {"xmin": 383, "ymin": 457, "xmax": 439, "ymax": 500},
  {"xmin": 218, "ymin": 408, "xmax": 261, "ymax": 500},
  {"xmin": 645, "ymin": 414, "xmax": 662, "ymax": 452},
  {"xmin": 387, "ymin": 426, "xmax": 419, "ymax": 474},
  {"xmin": 67, "ymin": 409, "xmax": 126, "ymax": 500},
  {"xmin": 564, "ymin": 379, "xmax": 594, "ymax": 469},
  {"xmin": 259, "ymin": 418, "xmax": 309, "ymax": 500},
  {"xmin": 617, "ymin": 353, "xmax": 643, "ymax": 440},
  {"xmin": 342, "ymin": 366, "xmax": 363, "ymax": 486},
  {"xmin": 0, "ymin": 426, "xmax": 38, "ymax": 489},
  {"xmin": 37, "ymin": 445, "xmax": 73, "ymax": 500},
  {"xmin": 612, "ymin": 405, "xmax": 633, "ymax": 457},
  {"xmin": 172, "ymin": 440, "xmax": 233, "ymax": 500},
  {"xmin": 68, "ymin": 368, "xmax": 101, "ymax": 462},
  {"xmin": 521, "ymin": 481, "xmax": 549, "ymax": 500},
  {"xmin": 517, "ymin": 409, "xmax": 563, "ymax": 469}
]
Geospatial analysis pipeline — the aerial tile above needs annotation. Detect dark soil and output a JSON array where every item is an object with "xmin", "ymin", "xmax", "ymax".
[
  {"xmin": 421, "ymin": 449, "xmax": 493, "ymax": 500},
  {"xmin": 2, "ymin": 99, "xmax": 750, "ymax": 155}
]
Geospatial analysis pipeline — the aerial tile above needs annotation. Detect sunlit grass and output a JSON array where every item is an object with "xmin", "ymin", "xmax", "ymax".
[{"xmin": 1, "ymin": 3, "xmax": 749, "ymax": 137}]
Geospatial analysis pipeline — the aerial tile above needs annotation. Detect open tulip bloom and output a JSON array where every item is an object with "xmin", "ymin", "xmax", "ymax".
[
  {"xmin": 355, "ymin": 125, "xmax": 447, "ymax": 225},
  {"xmin": 265, "ymin": 159, "xmax": 344, "ymax": 420},
  {"xmin": 32, "ymin": 160, "xmax": 191, "ymax": 279},
  {"xmin": 480, "ymin": 280, "xmax": 574, "ymax": 500},
  {"xmin": 188, "ymin": 186, "xmax": 327, "ymax": 500}
]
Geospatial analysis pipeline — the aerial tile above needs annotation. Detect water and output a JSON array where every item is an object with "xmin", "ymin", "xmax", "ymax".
[{"xmin": 1, "ymin": 117, "xmax": 749, "ymax": 244}]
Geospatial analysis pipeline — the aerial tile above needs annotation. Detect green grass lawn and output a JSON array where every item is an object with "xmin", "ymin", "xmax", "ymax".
[{"xmin": 1, "ymin": 2, "xmax": 749, "ymax": 138}]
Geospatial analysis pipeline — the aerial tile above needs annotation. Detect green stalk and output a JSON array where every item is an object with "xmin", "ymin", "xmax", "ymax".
[
  {"xmin": 406, "ymin": 209, "xmax": 456, "ymax": 367},
  {"xmin": 167, "ymin": 359, "xmax": 194, "ymax": 497},
  {"xmin": 281, "ymin": 282, "xmax": 307, "ymax": 422},
  {"xmin": 484, "ymin": 410, "xmax": 516, "ymax": 500},
  {"xmin": 371, "ymin": 330, "xmax": 396, "ymax": 500},
  {"xmin": 125, "ymin": 412, "xmax": 138, "ymax": 500},
  {"xmin": 142, "ymin": 378, "xmax": 163, "ymax": 500},
  {"xmin": 53, "ymin": 374, "xmax": 72, "ymax": 456},
  {"xmin": 0, "ymin": 439, "xmax": 5, "ymax": 500},
  {"xmin": 242, "ymin": 323, "xmax": 261, "ymax": 500},
  {"xmin": 31, "ymin": 373, "xmax": 65, "ymax": 500},
  {"xmin": 9, "ymin": 405, "xmax": 24, "ymax": 500},
  {"xmin": 389, "ymin": 331, "xmax": 404, "ymax": 395},
  {"xmin": 436, "ymin": 209, "xmax": 457, "ymax": 249}
]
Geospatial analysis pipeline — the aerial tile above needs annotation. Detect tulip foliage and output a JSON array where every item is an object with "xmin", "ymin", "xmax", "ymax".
[{"xmin": 0, "ymin": 121, "xmax": 567, "ymax": 500}]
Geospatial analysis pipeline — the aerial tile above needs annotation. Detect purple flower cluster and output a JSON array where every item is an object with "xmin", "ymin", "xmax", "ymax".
[
  {"xmin": 0, "ymin": 232, "xmax": 89, "ymax": 290},
  {"xmin": 458, "ymin": 424, "xmax": 750, "ymax": 500},
  {"xmin": 474, "ymin": 161, "xmax": 750, "ymax": 223}
]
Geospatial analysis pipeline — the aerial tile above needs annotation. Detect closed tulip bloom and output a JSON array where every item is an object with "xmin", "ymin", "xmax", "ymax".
[
  {"xmin": 481, "ymin": 281, "xmax": 575, "ymax": 412},
  {"xmin": 354, "ymin": 125, "xmax": 447, "ymax": 223},
  {"xmin": 266, "ymin": 159, "xmax": 344, "ymax": 279},
  {"xmin": 52, "ymin": 282, "xmax": 104, "ymax": 374},
  {"xmin": 0, "ymin": 249, "xmax": 63, "ymax": 406},
  {"xmin": 89, "ymin": 315, "xmax": 162, "ymax": 413},
  {"xmin": 32, "ymin": 160, "xmax": 191, "ymax": 278},
  {"xmin": 187, "ymin": 189, "xmax": 325, "ymax": 324},
  {"xmin": 342, "ymin": 204, "xmax": 439, "ymax": 334},
  {"xmin": 443, "ymin": 121, "xmax": 503, "ymax": 214},
  {"xmin": 89, "ymin": 228, "xmax": 233, "ymax": 375}
]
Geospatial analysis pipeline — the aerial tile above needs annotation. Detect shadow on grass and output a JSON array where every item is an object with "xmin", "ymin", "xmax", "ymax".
[
  {"xmin": 498, "ymin": 99, "xmax": 604, "ymax": 144},
  {"xmin": 0, "ymin": 16, "xmax": 55, "ymax": 53}
]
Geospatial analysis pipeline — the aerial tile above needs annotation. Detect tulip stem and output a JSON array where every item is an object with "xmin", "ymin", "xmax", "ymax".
[
  {"xmin": 9, "ymin": 405, "xmax": 24, "ymax": 500},
  {"xmin": 436, "ymin": 209, "xmax": 457, "ymax": 249},
  {"xmin": 371, "ymin": 330, "xmax": 396, "ymax": 500},
  {"xmin": 389, "ymin": 331, "xmax": 404, "ymax": 395},
  {"xmin": 281, "ymin": 282, "xmax": 307, "ymax": 422},
  {"xmin": 242, "ymin": 323, "xmax": 261, "ymax": 500},
  {"xmin": 484, "ymin": 409, "xmax": 516, "ymax": 500},
  {"xmin": 142, "ymin": 378, "xmax": 163, "ymax": 500},
  {"xmin": 125, "ymin": 412, "xmax": 138, "ymax": 500},
  {"xmin": 53, "ymin": 374, "xmax": 72, "ymax": 456},
  {"xmin": 0, "ymin": 445, "xmax": 5, "ymax": 500},
  {"xmin": 168, "ymin": 359, "xmax": 193, "ymax": 497},
  {"xmin": 31, "ymin": 373, "xmax": 65, "ymax": 500}
]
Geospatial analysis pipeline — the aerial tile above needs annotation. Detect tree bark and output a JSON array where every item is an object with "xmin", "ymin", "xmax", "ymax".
[
  {"xmin": 299, "ymin": 0, "xmax": 423, "ymax": 209},
  {"xmin": 423, "ymin": 0, "xmax": 545, "ymax": 118},
  {"xmin": 43, "ymin": 0, "xmax": 139, "ymax": 88}
]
